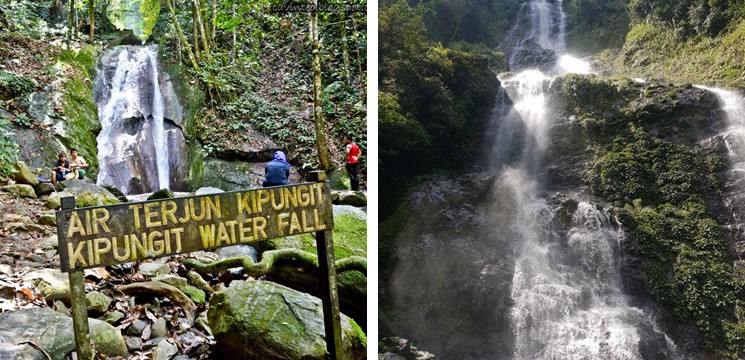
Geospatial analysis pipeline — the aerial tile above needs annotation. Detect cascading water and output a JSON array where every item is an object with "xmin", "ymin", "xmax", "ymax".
[
  {"xmin": 386, "ymin": 1, "xmax": 683, "ymax": 358},
  {"xmin": 496, "ymin": 0, "xmax": 678, "ymax": 358},
  {"xmin": 94, "ymin": 45, "xmax": 182, "ymax": 194}
]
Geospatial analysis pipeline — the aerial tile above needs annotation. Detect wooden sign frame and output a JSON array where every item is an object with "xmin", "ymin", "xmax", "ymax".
[{"xmin": 56, "ymin": 171, "xmax": 343, "ymax": 359}]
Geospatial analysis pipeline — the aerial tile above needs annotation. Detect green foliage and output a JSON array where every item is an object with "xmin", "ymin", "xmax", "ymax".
[
  {"xmin": 615, "ymin": 3, "xmax": 745, "ymax": 87},
  {"xmin": 0, "ymin": 71, "xmax": 36, "ymax": 100},
  {"xmin": 379, "ymin": 0, "xmax": 502, "ymax": 218},
  {"xmin": 0, "ymin": 117, "xmax": 19, "ymax": 178},
  {"xmin": 563, "ymin": 0, "xmax": 629, "ymax": 54}
]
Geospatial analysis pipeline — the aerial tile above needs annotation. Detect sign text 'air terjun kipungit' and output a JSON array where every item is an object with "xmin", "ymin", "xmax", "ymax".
[{"xmin": 57, "ymin": 182, "xmax": 333, "ymax": 272}]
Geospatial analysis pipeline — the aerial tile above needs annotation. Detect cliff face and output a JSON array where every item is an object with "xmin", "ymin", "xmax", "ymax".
[{"xmin": 381, "ymin": 75, "xmax": 745, "ymax": 358}]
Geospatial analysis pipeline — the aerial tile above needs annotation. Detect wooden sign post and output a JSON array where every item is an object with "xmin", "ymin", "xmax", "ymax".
[{"xmin": 56, "ymin": 172, "xmax": 343, "ymax": 359}]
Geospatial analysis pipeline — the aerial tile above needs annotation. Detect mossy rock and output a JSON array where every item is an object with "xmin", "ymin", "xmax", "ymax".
[
  {"xmin": 208, "ymin": 280, "xmax": 366, "ymax": 360},
  {"xmin": 260, "ymin": 205, "xmax": 367, "ymax": 259},
  {"xmin": 148, "ymin": 188, "xmax": 175, "ymax": 200}
]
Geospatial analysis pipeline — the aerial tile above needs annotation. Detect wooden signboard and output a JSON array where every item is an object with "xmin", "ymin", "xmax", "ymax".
[{"xmin": 56, "ymin": 172, "xmax": 344, "ymax": 360}]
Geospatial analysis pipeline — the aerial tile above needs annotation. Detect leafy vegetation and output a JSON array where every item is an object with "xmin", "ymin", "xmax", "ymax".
[
  {"xmin": 563, "ymin": 0, "xmax": 629, "ymax": 55},
  {"xmin": 379, "ymin": 0, "xmax": 502, "ymax": 218},
  {"xmin": 0, "ymin": 117, "xmax": 19, "ymax": 178},
  {"xmin": 602, "ymin": 0, "xmax": 745, "ymax": 86}
]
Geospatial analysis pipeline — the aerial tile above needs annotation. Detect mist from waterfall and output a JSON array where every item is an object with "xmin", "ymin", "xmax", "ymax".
[{"xmin": 95, "ymin": 45, "xmax": 171, "ymax": 194}]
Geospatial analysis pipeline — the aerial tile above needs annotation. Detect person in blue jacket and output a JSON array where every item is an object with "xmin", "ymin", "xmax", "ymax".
[{"xmin": 262, "ymin": 150, "xmax": 291, "ymax": 187}]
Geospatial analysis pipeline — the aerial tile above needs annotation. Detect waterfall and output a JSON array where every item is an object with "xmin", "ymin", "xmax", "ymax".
[
  {"xmin": 94, "ymin": 45, "xmax": 179, "ymax": 194},
  {"xmin": 495, "ymin": 1, "xmax": 678, "ymax": 358}
]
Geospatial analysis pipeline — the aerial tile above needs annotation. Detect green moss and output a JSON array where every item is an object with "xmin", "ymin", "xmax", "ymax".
[
  {"xmin": 182, "ymin": 285, "xmax": 206, "ymax": 305},
  {"xmin": 75, "ymin": 193, "xmax": 119, "ymax": 208},
  {"xmin": 349, "ymin": 318, "xmax": 367, "ymax": 347}
]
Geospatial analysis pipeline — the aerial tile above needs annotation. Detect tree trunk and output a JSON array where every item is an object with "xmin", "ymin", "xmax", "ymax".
[
  {"xmin": 88, "ymin": 0, "xmax": 94, "ymax": 43},
  {"xmin": 67, "ymin": 0, "xmax": 74, "ymax": 47},
  {"xmin": 193, "ymin": 0, "xmax": 211, "ymax": 60},
  {"xmin": 340, "ymin": 12, "xmax": 350, "ymax": 86},
  {"xmin": 165, "ymin": 0, "xmax": 200, "ymax": 70},
  {"xmin": 311, "ymin": 0, "xmax": 333, "ymax": 172},
  {"xmin": 193, "ymin": 2, "xmax": 200, "ymax": 61},
  {"xmin": 211, "ymin": 0, "xmax": 217, "ymax": 45}
]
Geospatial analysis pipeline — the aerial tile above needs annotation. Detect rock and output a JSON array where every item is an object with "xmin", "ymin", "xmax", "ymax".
[
  {"xmin": 126, "ymin": 319, "xmax": 149, "ymax": 337},
  {"xmin": 139, "ymin": 262, "xmax": 171, "ymax": 277},
  {"xmin": 328, "ymin": 168, "xmax": 351, "ymax": 190},
  {"xmin": 46, "ymin": 191, "xmax": 71, "ymax": 209},
  {"xmin": 38, "ymin": 212, "xmax": 57, "ymax": 226},
  {"xmin": 215, "ymin": 245, "xmax": 258, "ymax": 262},
  {"xmin": 0, "ymin": 264, "xmax": 12, "ymax": 275},
  {"xmin": 379, "ymin": 337, "xmax": 435, "ymax": 360},
  {"xmin": 1, "ymin": 184, "xmax": 37, "ymax": 198},
  {"xmin": 11, "ymin": 161, "xmax": 39, "ymax": 186},
  {"xmin": 153, "ymin": 275, "xmax": 188, "ymax": 289},
  {"xmin": 0, "ymin": 307, "xmax": 127, "ymax": 359},
  {"xmin": 208, "ymin": 281, "xmax": 366, "ymax": 360},
  {"xmin": 186, "ymin": 270, "xmax": 213, "ymax": 295},
  {"xmin": 102, "ymin": 185, "xmax": 128, "ymax": 202},
  {"xmin": 101, "ymin": 310, "xmax": 125, "ymax": 325},
  {"xmin": 54, "ymin": 300, "xmax": 71, "ymax": 317},
  {"xmin": 57, "ymin": 180, "xmax": 119, "ymax": 207},
  {"xmin": 182, "ymin": 285, "xmax": 206, "ymax": 305},
  {"xmin": 154, "ymin": 339, "xmax": 179, "ymax": 360},
  {"xmin": 34, "ymin": 182, "xmax": 55, "ymax": 196},
  {"xmin": 151, "ymin": 317, "xmax": 168, "ymax": 338},
  {"xmin": 195, "ymin": 187, "xmax": 224, "ymax": 195},
  {"xmin": 126, "ymin": 336, "xmax": 143, "ymax": 351},
  {"xmin": 4, "ymin": 222, "xmax": 28, "ymax": 233},
  {"xmin": 40, "ymin": 235, "xmax": 59, "ymax": 249},
  {"xmin": 26, "ymin": 223, "xmax": 46, "ymax": 232},
  {"xmin": 195, "ymin": 312, "xmax": 212, "ymax": 336},
  {"xmin": 335, "ymin": 191, "xmax": 367, "ymax": 207},
  {"xmin": 148, "ymin": 188, "xmax": 175, "ymax": 200},
  {"xmin": 23, "ymin": 269, "xmax": 70, "ymax": 302},
  {"xmin": 86, "ymin": 291, "xmax": 113, "ymax": 315}
]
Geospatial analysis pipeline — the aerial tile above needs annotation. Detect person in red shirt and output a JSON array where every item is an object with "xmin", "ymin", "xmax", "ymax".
[{"xmin": 344, "ymin": 134, "xmax": 361, "ymax": 191}]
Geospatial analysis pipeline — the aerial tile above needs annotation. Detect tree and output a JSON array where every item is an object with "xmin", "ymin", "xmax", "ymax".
[
  {"xmin": 311, "ymin": 0, "xmax": 332, "ymax": 172},
  {"xmin": 88, "ymin": 0, "xmax": 94, "ymax": 43}
]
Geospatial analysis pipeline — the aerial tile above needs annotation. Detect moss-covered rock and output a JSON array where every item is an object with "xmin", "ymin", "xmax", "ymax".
[
  {"xmin": 147, "ymin": 188, "xmax": 175, "ymax": 200},
  {"xmin": 1, "ymin": 184, "xmax": 36, "ymax": 198},
  {"xmin": 10, "ymin": 161, "xmax": 38, "ymax": 186},
  {"xmin": 208, "ymin": 280, "xmax": 366, "ymax": 360},
  {"xmin": 262, "ymin": 205, "xmax": 367, "ymax": 259}
]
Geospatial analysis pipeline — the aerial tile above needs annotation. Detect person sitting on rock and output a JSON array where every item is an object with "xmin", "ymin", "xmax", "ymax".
[
  {"xmin": 51, "ymin": 152, "xmax": 71, "ymax": 190},
  {"xmin": 68, "ymin": 148, "xmax": 89, "ymax": 179},
  {"xmin": 262, "ymin": 150, "xmax": 291, "ymax": 187}
]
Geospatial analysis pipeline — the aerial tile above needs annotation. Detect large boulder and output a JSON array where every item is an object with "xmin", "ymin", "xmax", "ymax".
[
  {"xmin": 11, "ymin": 161, "xmax": 39, "ymax": 186},
  {"xmin": 57, "ymin": 179, "xmax": 119, "ymax": 207},
  {"xmin": 334, "ymin": 191, "xmax": 367, "ymax": 207},
  {"xmin": 256, "ymin": 205, "xmax": 367, "ymax": 328},
  {"xmin": 0, "ymin": 307, "xmax": 127, "ymax": 359},
  {"xmin": 208, "ymin": 280, "xmax": 366, "ymax": 360},
  {"xmin": 1, "ymin": 184, "xmax": 37, "ymax": 198}
]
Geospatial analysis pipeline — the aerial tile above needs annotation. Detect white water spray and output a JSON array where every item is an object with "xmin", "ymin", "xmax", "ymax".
[{"xmin": 96, "ymin": 45, "xmax": 170, "ymax": 193}]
